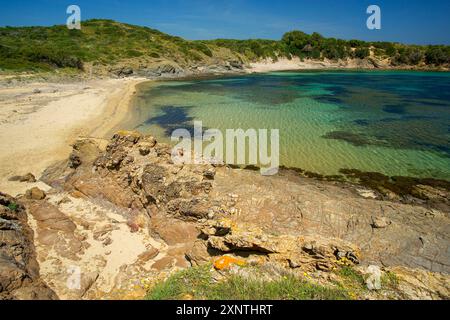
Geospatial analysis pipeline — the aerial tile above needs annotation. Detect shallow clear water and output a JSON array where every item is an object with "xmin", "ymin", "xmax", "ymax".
[{"xmin": 128, "ymin": 70, "xmax": 450, "ymax": 180}]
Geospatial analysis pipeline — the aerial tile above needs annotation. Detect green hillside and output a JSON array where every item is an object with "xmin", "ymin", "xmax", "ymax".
[
  {"xmin": 0, "ymin": 19, "xmax": 449, "ymax": 74},
  {"xmin": 0, "ymin": 19, "xmax": 229, "ymax": 72}
]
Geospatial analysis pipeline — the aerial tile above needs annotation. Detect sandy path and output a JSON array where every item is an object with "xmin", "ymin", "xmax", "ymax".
[{"xmin": 0, "ymin": 77, "xmax": 146, "ymax": 196}]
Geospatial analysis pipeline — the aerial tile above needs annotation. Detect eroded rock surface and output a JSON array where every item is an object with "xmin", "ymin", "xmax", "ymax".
[
  {"xmin": 0, "ymin": 192, "xmax": 57, "ymax": 300},
  {"xmin": 198, "ymin": 219, "xmax": 360, "ymax": 272},
  {"xmin": 203, "ymin": 168, "xmax": 450, "ymax": 274},
  {"xmin": 3, "ymin": 130, "xmax": 448, "ymax": 300}
]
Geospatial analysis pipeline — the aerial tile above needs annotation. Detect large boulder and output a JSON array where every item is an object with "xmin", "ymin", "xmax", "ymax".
[
  {"xmin": 114, "ymin": 67, "xmax": 134, "ymax": 77},
  {"xmin": 25, "ymin": 187, "xmax": 46, "ymax": 200},
  {"xmin": 69, "ymin": 139, "xmax": 102, "ymax": 169}
]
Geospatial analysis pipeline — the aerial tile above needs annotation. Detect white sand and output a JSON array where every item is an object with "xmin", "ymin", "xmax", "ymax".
[
  {"xmin": 246, "ymin": 57, "xmax": 385, "ymax": 73},
  {"xmin": 0, "ymin": 77, "xmax": 145, "ymax": 196},
  {"xmin": 31, "ymin": 193, "xmax": 166, "ymax": 299},
  {"xmin": 246, "ymin": 57, "xmax": 326, "ymax": 72},
  {"xmin": 0, "ymin": 75, "xmax": 172, "ymax": 299}
]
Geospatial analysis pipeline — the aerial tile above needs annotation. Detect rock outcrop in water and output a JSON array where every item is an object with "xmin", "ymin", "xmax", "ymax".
[{"xmin": 2, "ymin": 131, "xmax": 448, "ymax": 300}]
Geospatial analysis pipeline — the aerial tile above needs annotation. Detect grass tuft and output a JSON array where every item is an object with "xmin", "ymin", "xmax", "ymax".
[{"xmin": 146, "ymin": 264, "xmax": 351, "ymax": 300}]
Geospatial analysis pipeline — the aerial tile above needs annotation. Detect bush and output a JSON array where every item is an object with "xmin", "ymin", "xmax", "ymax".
[
  {"xmin": 323, "ymin": 44, "xmax": 347, "ymax": 60},
  {"xmin": 191, "ymin": 42, "xmax": 213, "ymax": 57},
  {"xmin": 311, "ymin": 49, "xmax": 321, "ymax": 59},
  {"xmin": 385, "ymin": 44, "xmax": 397, "ymax": 57},
  {"xmin": 8, "ymin": 202, "xmax": 18, "ymax": 211},
  {"xmin": 26, "ymin": 49, "xmax": 84, "ymax": 69},
  {"xmin": 125, "ymin": 49, "xmax": 143, "ymax": 58},
  {"xmin": 348, "ymin": 39, "xmax": 365, "ymax": 48},
  {"xmin": 425, "ymin": 46, "xmax": 450, "ymax": 65},
  {"xmin": 0, "ymin": 44, "xmax": 14, "ymax": 58},
  {"xmin": 408, "ymin": 49, "xmax": 424, "ymax": 65},
  {"xmin": 149, "ymin": 52, "xmax": 160, "ymax": 58},
  {"xmin": 354, "ymin": 47, "xmax": 370, "ymax": 59},
  {"xmin": 282, "ymin": 30, "xmax": 312, "ymax": 57},
  {"xmin": 393, "ymin": 47, "xmax": 425, "ymax": 65}
]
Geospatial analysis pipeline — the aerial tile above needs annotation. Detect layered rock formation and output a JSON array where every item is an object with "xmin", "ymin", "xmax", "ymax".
[
  {"xmin": 0, "ymin": 192, "xmax": 57, "ymax": 300},
  {"xmin": 2, "ymin": 131, "xmax": 449, "ymax": 300},
  {"xmin": 112, "ymin": 60, "xmax": 245, "ymax": 80}
]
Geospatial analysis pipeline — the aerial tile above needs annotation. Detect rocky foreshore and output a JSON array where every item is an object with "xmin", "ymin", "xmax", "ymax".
[
  {"xmin": 108, "ymin": 56, "xmax": 449, "ymax": 81},
  {"xmin": 1, "ymin": 131, "xmax": 449, "ymax": 300}
]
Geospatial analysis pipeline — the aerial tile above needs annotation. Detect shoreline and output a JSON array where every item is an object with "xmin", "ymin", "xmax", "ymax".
[
  {"xmin": 0, "ymin": 77, "xmax": 146, "ymax": 196},
  {"xmin": 132, "ymin": 63, "xmax": 450, "ymax": 85},
  {"xmin": 245, "ymin": 57, "xmax": 450, "ymax": 73},
  {"xmin": 19, "ymin": 130, "xmax": 450, "ymax": 299},
  {"xmin": 88, "ymin": 78, "xmax": 145, "ymax": 139},
  {"xmin": 1, "ymin": 64, "xmax": 449, "ymax": 196},
  {"xmin": 126, "ymin": 70, "xmax": 450, "ymax": 183},
  {"xmin": 1, "ymin": 69, "xmax": 449, "ymax": 300}
]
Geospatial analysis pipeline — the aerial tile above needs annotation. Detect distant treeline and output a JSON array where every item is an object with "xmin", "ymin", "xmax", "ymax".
[
  {"xmin": 0, "ymin": 19, "xmax": 449, "ymax": 72},
  {"xmin": 208, "ymin": 30, "xmax": 450, "ymax": 66}
]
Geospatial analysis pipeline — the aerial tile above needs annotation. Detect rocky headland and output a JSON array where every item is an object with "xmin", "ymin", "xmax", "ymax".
[{"xmin": 1, "ymin": 131, "xmax": 449, "ymax": 300}]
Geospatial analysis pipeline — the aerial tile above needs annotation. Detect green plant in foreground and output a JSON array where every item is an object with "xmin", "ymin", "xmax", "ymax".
[
  {"xmin": 146, "ymin": 264, "xmax": 351, "ymax": 300},
  {"xmin": 7, "ymin": 202, "xmax": 18, "ymax": 211},
  {"xmin": 381, "ymin": 271, "xmax": 400, "ymax": 289},
  {"xmin": 338, "ymin": 266, "xmax": 366, "ymax": 286},
  {"xmin": 331, "ymin": 266, "xmax": 370, "ymax": 300}
]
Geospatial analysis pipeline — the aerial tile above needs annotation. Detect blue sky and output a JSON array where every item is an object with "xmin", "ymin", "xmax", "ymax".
[{"xmin": 0, "ymin": 0, "xmax": 449, "ymax": 44}]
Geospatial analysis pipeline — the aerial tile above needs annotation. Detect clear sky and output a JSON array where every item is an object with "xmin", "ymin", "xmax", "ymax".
[{"xmin": 0, "ymin": 0, "xmax": 449, "ymax": 44}]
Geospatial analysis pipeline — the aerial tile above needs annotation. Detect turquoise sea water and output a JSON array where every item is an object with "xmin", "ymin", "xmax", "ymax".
[{"xmin": 129, "ymin": 70, "xmax": 450, "ymax": 180}]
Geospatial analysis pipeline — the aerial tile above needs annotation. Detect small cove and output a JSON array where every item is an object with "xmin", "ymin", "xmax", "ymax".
[{"xmin": 125, "ymin": 70, "xmax": 450, "ymax": 180}]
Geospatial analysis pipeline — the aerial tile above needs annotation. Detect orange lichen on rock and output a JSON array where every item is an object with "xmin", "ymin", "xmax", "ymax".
[{"xmin": 214, "ymin": 256, "xmax": 246, "ymax": 270}]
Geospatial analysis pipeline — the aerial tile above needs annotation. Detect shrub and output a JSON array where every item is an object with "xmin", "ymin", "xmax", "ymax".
[
  {"xmin": 125, "ymin": 49, "xmax": 143, "ymax": 58},
  {"xmin": 8, "ymin": 202, "xmax": 18, "ymax": 211},
  {"xmin": 191, "ymin": 42, "xmax": 213, "ymax": 57},
  {"xmin": 425, "ymin": 46, "xmax": 450, "ymax": 65},
  {"xmin": 408, "ymin": 49, "xmax": 424, "ymax": 65},
  {"xmin": 385, "ymin": 44, "xmax": 397, "ymax": 57},
  {"xmin": 354, "ymin": 47, "xmax": 370, "ymax": 59},
  {"xmin": 149, "ymin": 52, "xmax": 160, "ymax": 58},
  {"xmin": 26, "ymin": 49, "xmax": 84, "ymax": 70},
  {"xmin": 393, "ymin": 47, "xmax": 425, "ymax": 65}
]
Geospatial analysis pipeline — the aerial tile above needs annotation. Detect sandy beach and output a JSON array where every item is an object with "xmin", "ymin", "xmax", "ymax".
[
  {"xmin": 0, "ymin": 63, "xmax": 326, "ymax": 198},
  {"xmin": 0, "ymin": 77, "xmax": 145, "ymax": 196},
  {"xmin": 246, "ymin": 57, "xmax": 391, "ymax": 72},
  {"xmin": 247, "ymin": 57, "xmax": 327, "ymax": 72}
]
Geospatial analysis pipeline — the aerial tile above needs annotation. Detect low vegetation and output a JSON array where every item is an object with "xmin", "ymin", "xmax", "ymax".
[
  {"xmin": 206, "ymin": 38, "xmax": 289, "ymax": 61},
  {"xmin": 0, "ymin": 19, "xmax": 227, "ymax": 72},
  {"xmin": 146, "ymin": 264, "xmax": 354, "ymax": 300},
  {"xmin": 1, "ymin": 19, "xmax": 449, "ymax": 73},
  {"xmin": 280, "ymin": 30, "xmax": 450, "ymax": 65},
  {"xmin": 7, "ymin": 202, "xmax": 18, "ymax": 211}
]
